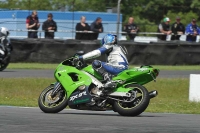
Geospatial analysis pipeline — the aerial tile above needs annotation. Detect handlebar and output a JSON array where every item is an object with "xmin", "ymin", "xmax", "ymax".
[{"xmin": 72, "ymin": 57, "xmax": 87, "ymax": 70}]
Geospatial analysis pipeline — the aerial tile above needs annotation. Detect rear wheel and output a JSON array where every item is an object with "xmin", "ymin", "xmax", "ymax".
[
  {"xmin": 113, "ymin": 84, "xmax": 150, "ymax": 116},
  {"xmin": 38, "ymin": 84, "xmax": 68, "ymax": 113}
]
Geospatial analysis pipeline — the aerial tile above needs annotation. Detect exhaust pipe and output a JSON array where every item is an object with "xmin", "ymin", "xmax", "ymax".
[{"xmin": 149, "ymin": 90, "xmax": 158, "ymax": 99}]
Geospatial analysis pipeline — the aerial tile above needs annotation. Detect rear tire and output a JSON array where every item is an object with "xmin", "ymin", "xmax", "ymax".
[
  {"xmin": 113, "ymin": 84, "xmax": 150, "ymax": 116},
  {"xmin": 38, "ymin": 84, "xmax": 68, "ymax": 113}
]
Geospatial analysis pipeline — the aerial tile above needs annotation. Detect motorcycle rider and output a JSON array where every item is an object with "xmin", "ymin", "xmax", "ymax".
[
  {"xmin": 75, "ymin": 33, "xmax": 129, "ymax": 92},
  {"xmin": 0, "ymin": 27, "xmax": 12, "ymax": 61}
]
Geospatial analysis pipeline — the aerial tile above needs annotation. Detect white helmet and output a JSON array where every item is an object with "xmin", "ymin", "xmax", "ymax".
[{"xmin": 0, "ymin": 27, "xmax": 9, "ymax": 37}]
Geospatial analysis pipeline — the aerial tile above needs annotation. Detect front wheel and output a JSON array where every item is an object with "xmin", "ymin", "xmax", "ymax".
[
  {"xmin": 0, "ymin": 56, "xmax": 10, "ymax": 71},
  {"xmin": 38, "ymin": 84, "xmax": 68, "ymax": 113},
  {"xmin": 113, "ymin": 84, "xmax": 150, "ymax": 116}
]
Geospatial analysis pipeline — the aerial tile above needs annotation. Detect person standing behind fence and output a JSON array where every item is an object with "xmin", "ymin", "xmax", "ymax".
[
  {"xmin": 75, "ymin": 16, "xmax": 90, "ymax": 40},
  {"xmin": 124, "ymin": 17, "xmax": 139, "ymax": 41},
  {"xmin": 157, "ymin": 17, "xmax": 172, "ymax": 41},
  {"xmin": 90, "ymin": 17, "xmax": 103, "ymax": 40},
  {"xmin": 42, "ymin": 13, "xmax": 57, "ymax": 39},
  {"xmin": 185, "ymin": 18, "xmax": 200, "ymax": 42},
  {"xmin": 26, "ymin": 10, "xmax": 40, "ymax": 38},
  {"xmin": 171, "ymin": 16, "xmax": 185, "ymax": 40}
]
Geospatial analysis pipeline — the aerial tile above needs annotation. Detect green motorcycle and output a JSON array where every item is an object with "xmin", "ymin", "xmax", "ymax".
[{"xmin": 38, "ymin": 51, "xmax": 159, "ymax": 116}]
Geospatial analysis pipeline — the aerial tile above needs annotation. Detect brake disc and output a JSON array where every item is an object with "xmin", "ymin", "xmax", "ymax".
[{"xmin": 45, "ymin": 90, "xmax": 60, "ymax": 104}]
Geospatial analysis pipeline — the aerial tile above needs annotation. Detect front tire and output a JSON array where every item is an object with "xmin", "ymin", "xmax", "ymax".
[
  {"xmin": 38, "ymin": 84, "xmax": 68, "ymax": 113},
  {"xmin": 0, "ymin": 56, "xmax": 10, "ymax": 71},
  {"xmin": 113, "ymin": 84, "xmax": 150, "ymax": 116}
]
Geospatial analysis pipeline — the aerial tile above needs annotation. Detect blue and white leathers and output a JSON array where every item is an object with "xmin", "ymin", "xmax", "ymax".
[{"xmin": 79, "ymin": 34, "xmax": 128, "ymax": 75}]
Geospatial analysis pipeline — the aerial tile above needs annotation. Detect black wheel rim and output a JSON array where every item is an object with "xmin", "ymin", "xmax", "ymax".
[
  {"xmin": 117, "ymin": 87, "xmax": 144, "ymax": 110},
  {"xmin": 40, "ymin": 87, "xmax": 66, "ymax": 108}
]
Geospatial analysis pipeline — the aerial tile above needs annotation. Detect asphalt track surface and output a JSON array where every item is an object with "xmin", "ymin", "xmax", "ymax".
[
  {"xmin": 1, "ymin": 69, "xmax": 200, "ymax": 78},
  {"xmin": 0, "ymin": 106, "xmax": 200, "ymax": 133}
]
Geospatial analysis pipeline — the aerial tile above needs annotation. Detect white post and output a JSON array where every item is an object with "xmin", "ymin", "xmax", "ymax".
[
  {"xmin": 189, "ymin": 74, "xmax": 200, "ymax": 102},
  {"xmin": 116, "ymin": 0, "xmax": 121, "ymax": 40}
]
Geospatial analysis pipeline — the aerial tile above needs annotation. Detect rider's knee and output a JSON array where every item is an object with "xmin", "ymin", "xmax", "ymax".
[{"xmin": 92, "ymin": 60, "xmax": 102, "ymax": 69}]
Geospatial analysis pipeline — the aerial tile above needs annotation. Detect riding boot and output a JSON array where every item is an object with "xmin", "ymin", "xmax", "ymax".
[{"xmin": 96, "ymin": 67, "xmax": 117, "ymax": 90}]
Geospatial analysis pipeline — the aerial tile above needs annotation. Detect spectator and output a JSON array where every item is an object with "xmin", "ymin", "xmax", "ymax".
[
  {"xmin": 26, "ymin": 10, "xmax": 40, "ymax": 38},
  {"xmin": 157, "ymin": 17, "xmax": 172, "ymax": 41},
  {"xmin": 124, "ymin": 17, "xmax": 139, "ymax": 41},
  {"xmin": 42, "ymin": 13, "xmax": 57, "ymax": 39},
  {"xmin": 90, "ymin": 17, "xmax": 103, "ymax": 40},
  {"xmin": 75, "ymin": 16, "xmax": 90, "ymax": 40},
  {"xmin": 185, "ymin": 18, "xmax": 200, "ymax": 42},
  {"xmin": 171, "ymin": 16, "xmax": 185, "ymax": 40}
]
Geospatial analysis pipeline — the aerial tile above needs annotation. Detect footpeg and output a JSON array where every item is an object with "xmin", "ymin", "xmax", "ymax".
[{"xmin": 104, "ymin": 81, "xmax": 117, "ymax": 89}]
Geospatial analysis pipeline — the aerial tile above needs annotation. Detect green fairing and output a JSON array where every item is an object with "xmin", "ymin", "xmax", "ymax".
[
  {"xmin": 81, "ymin": 64, "xmax": 157, "ymax": 86},
  {"xmin": 54, "ymin": 64, "xmax": 92, "ymax": 99},
  {"xmin": 82, "ymin": 65, "xmax": 103, "ymax": 80},
  {"xmin": 52, "ymin": 57, "xmax": 159, "ymax": 97},
  {"xmin": 113, "ymin": 67, "xmax": 157, "ymax": 86}
]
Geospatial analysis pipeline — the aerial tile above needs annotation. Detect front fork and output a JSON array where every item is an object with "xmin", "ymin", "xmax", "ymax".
[{"xmin": 51, "ymin": 82, "xmax": 62, "ymax": 98}]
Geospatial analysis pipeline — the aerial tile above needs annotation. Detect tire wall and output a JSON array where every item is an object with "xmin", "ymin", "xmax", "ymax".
[{"xmin": 10, "ymin": 38, "xmax": 200, "ymax": 65}]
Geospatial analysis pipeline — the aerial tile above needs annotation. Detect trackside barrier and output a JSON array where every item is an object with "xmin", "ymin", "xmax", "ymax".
[
  {"xmin": 8, "ymin": 29, "xmax": 200, "ymax": 42},
  {"xmin": 9, "ymin": 38, "xmax": 200, "ymax": 64},
  {"xmin": 189, "ymin": 74, "xmax": 200, "ymax": 102},
  {"xmin": 10, "ymin": 29, "xmax": 200, "ymax": 35}
]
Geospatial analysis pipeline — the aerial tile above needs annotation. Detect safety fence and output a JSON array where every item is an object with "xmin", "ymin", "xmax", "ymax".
[
  {"xmin": 1, "ymin": 21, "xmax": 200, "ymax": 42},
  {"xmin": 8, "ymin": 29, "xmax": 200, "ymax": 43},
  {"xmin": 0, "ymin": 20, "xmax": 176, "ymax": 40},
  {"xmin": 1, "ymin": 19, "xmax": 199, "ymax": 42}
]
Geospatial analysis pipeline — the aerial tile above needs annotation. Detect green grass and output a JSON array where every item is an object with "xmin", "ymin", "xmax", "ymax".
[
  {"xmin": 1, "ymin": 77, "xmax": 200, "ymax": 114},
  {"xmin": 7, "ymin": 63, "xmax": 58, "ymax": 69},
  {"xmin": 144, "ymin": 78, "xmax": 200, "ymax": 114},
  {"xmin": 7, "ymin": 63, "xmax": 200, "ymax": 70},
  {"xmin": 0, "ymin": 78, "xmax": 55, "ymax": 107}
]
